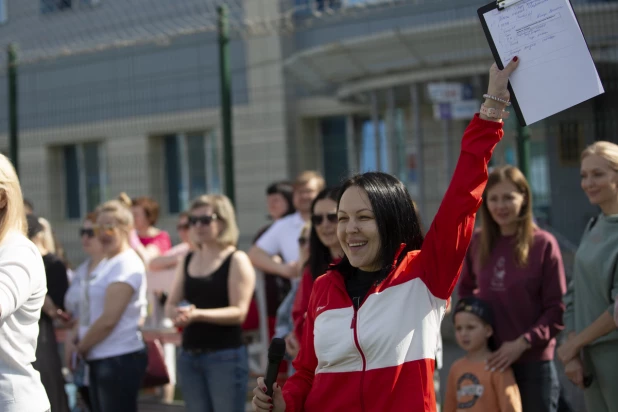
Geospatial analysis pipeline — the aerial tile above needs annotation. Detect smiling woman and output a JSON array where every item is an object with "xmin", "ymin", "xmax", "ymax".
[
  {"xmin": 336, "ymin": 174, "xmax": 424, "ymax": 276},
  {"xmin": 558, "ymin": 140, "xmax": 618, "ymax": 412},
  {"xmin": 252, "ymin": 58, "xmax": 521, "ymax": 412}
]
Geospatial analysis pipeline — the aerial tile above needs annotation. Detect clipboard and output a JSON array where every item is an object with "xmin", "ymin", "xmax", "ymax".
[{"xmin": 477, "ymin": 0, "xmax": 604, "ymax": 126}]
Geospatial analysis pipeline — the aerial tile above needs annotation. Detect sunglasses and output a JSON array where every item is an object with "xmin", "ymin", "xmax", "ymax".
[
  {"xmin": 188, "ymin": 214, "xmax": 218, "ymax": 226},
  {"xmin": 80, "ymin": 228, "xmax": 95, "ymax": 238},
  {"xmin": 298, "ymin": 237, "xmax": 308, "ymax": 246},
  {"xmin": 311, "ymin": 213, "xmax": 337, "ymax": 226},
  {"xmin": 177, "ymin": 223, "xmax": 190, "ymax": 231},
  {"xmin": 92, "ymin": 223, "xmax": 116, "ymax": 236}
]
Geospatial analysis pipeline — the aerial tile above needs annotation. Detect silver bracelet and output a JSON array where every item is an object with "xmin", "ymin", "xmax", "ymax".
[{"xmin": 483, "ymin": 94, "xmax": 511, "ymax": 106}]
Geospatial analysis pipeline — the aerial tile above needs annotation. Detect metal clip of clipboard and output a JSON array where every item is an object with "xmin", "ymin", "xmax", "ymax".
[{"xmin": 497, "ymin": 0, "xmax": 526, "ymax": 10}]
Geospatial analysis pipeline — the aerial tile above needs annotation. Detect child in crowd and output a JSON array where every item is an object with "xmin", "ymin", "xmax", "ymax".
[{"xmin": 444, "ymin": 297, "xmax": 522, "ymax": 412}]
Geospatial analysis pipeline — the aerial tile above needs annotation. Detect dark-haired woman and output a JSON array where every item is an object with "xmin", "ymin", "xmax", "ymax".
[
  {"xmin": 251, "ymin": 59, "xmax": 520, "ymax": 412},
  {"xmin": 292, "ymin": 187, "xmax": 343, "ymax": 344}
]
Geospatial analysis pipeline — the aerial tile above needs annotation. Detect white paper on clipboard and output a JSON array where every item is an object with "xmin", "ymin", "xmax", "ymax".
[{"xmin": 482, "ymin": 0, "xmax": 604, "ymax": 125}]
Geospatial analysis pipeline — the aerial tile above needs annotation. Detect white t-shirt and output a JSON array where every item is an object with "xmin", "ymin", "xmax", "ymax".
[
  {"xmin": 79, "ymin": 248, "xmax": 147, "ymax": 361},
  {"xmin": 65, "ymin": 259, "xmax": 107, "ymax": 316},
  {"xmin": 0, "ymin": 231, "xmax": 50, "ymax": 412},
  {"xmin": 255, "ymin": 212, "xmax": 306, "ymax": 263}
]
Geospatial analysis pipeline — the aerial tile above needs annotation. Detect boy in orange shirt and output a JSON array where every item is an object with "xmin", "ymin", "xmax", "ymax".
[{"xmin": 444, "ymin": 297, "xmax": 522, "ymax": 412}]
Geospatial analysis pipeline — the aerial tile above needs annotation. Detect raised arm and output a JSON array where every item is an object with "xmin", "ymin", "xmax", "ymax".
[{"xmin": 420, "ymin": 59, "xmax": 519, "ymax": 299}]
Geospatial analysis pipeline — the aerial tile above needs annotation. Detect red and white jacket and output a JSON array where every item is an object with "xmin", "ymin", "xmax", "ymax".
[{"xmin": 282, "ymin": 115, "xmax": 504, "ymax": 412}]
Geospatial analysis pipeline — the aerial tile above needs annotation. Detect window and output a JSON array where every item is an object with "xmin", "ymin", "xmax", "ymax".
[
  {"xmin": 63, "ymin": 142, "xmax": 106, "ymax": 219},
  {"xmin": 0, "ymin": 0, "xmax": 7, "ymax": 24},
  {"xmin": 163, "ymin": 132, "xmax": 221, "ymax": 214},
  {"xmin": 320, "ymin": 117, "xmax": 349, "ymax": 187},
  {"xmin": 558, "ymin": 121, "xmax": 583, "ymax": 166},
  {"xmin": 41, "ymin": 0, "xmax": 72, "ymax": 13},
  {"xmin": 360, "ymin": 119, "xmax": 389, "ymax": 173}
]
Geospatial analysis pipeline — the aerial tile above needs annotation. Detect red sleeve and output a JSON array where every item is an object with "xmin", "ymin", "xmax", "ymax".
[
  {"xmin": 420, "ymin": 115, "xmax": 503, "ymax": 299},
  {"xmin": 522, "ymin": 234, "xmax": 567, "ymax": 347},
  {"xmin": 151, "ymin": 232, "xmax": 172, "ymax": 254},
  {"xmin": 458, "ymin": 234, "xmax": 479, "ymax": 299},
  {"xmin": 292, "ymin": 267, "xmax": 314, "ymax": 342},
  {"xmin": 283, "ymin": 276, "xmax": 325, "ymax": 411}
]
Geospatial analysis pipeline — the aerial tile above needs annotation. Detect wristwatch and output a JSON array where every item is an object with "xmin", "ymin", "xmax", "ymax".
[{"xmin": 480, "ymin": 104, "xmax": 510, "ymax": 120}]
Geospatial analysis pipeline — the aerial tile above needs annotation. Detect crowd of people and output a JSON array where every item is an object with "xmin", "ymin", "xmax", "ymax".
[{"xmin": 0, "ymin": 59, "xmax": 614, "ymax": 412}]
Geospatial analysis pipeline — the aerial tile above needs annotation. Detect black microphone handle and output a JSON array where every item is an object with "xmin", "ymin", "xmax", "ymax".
[{"xmin": 264, "ymin": 360, "xmax": 281, "ymax": 397}]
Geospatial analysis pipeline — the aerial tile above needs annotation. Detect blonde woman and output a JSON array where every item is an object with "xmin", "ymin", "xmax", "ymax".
[
  {"xmin": 0, "ymin": 154, "xmax": 50, "ymax": 412},
  {"xmin": 76, "ymin": 200, "xmax": 148, "ymax": 412},
  {"xmin": 557, "ymin": 141, "xmax": 618, "ymax": 412},
  {"xmin": 165, "ymin": 194, "xmax": 255, "ymax": 412}
]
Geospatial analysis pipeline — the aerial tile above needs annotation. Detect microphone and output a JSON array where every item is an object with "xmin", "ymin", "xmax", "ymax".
[{"xmin": 264, "ymin": 337, "xmax": 286, "ymax": 397}]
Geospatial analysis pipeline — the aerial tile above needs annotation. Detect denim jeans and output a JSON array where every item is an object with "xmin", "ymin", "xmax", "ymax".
[
  {"xmin": 177, "ymin": 346, "xmax": 248, "ymax": 412},
  {"xmin": 87, "ymin": 348, "xmax": 148, "ymax": 412},
  {"xmin": 512, "ymin": 361, "xmax": 560, "ymax": 412}
]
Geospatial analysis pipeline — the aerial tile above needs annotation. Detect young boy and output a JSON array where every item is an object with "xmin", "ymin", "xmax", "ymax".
[{"xmin": 444, "ymin": 297, "xmax": 522, "ymax": 412}]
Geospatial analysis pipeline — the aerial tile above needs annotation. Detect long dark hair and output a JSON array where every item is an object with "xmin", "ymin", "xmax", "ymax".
[
  {"xmin": 334, "ymin": 172, "xmax": 424, "ymax": 282},
  {"xmin": 308, "ymin": 187, "xmax": 340, "ymax": 280}
]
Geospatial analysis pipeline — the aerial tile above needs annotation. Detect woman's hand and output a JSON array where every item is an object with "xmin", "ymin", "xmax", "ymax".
[
  {"xmin": 557, "ymin": 337, "xmax": 581, "ymax": 364},
  {"xmin": 173, "ymin": 305, "xmax": 196, "ymax": 328},
  {"xmin": 486, "ymin": 57, "xmax": 520, "ymax": 103},
  {"xmin": 564, "ymin": 357, "xmax": 585, "ymax": 389},
  {"xmin": 75, "ymin": 342, "xmax": 88, "ymax": 359},
  {"xmin": 252, "ymin": 377, "xmax": 286, "ymax": 412},
  {"xmin": 486, "ymin": 337, "xmax": 528, "ymax": 372},
  {"xmin": 481, "ymin": 57, "xmax": 520, "ymax": 122}
]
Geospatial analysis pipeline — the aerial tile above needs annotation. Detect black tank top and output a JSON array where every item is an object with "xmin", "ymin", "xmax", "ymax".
[{"xmin": 182, "ymin": 251, "xmax": 243, "ymax": 351}]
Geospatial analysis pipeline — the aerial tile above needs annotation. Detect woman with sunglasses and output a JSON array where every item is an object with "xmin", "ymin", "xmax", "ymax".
[
  {"xmin": 75, "ymin": 200, "xmax": 148, "ymax": 412},
  {"xmin": 0, "ymin": 155, "xmax": 50, "ymax": 412},
  {"xmin": 165, "ymin": 194, "xmax": 255, "ymax": 412},
  {"xmin": 252, "ymin": 60, "xmax": 519, "ymax": 412},
  {"xmin": 64, "ymin": 211, "xmax": 106, "ymax": 411},
  {"xmin": 291, "ymin": 188, "xmax": 343, "ymax": 348}
]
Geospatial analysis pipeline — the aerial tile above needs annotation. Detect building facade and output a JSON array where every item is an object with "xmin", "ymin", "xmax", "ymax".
[{"xmin": 0, "ymin": 0, "xmax": 615, "ymax": 261}]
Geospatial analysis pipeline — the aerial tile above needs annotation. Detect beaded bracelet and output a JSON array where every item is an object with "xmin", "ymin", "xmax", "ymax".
[{"xmin": 483, "ymin": 94, "xmax": 511, "ymax": 106}]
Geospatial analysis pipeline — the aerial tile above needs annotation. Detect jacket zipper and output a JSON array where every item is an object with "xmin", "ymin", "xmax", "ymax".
[{"xmin": 351, "ymin": 296, "xmax": 366, "ymax": 412}]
